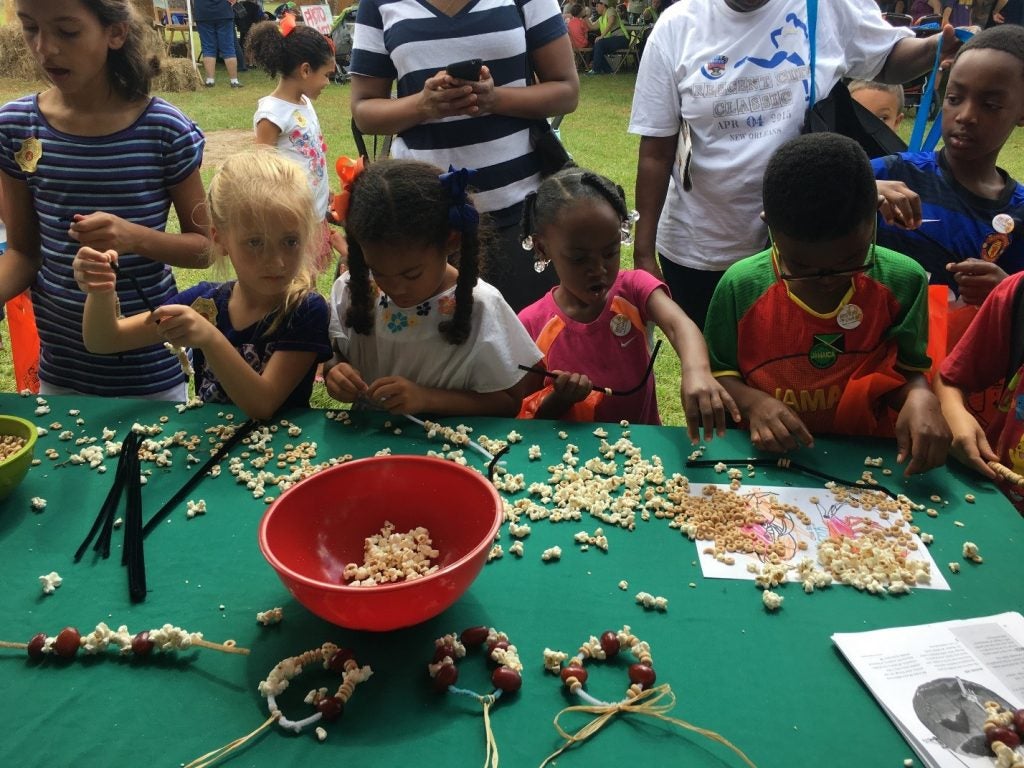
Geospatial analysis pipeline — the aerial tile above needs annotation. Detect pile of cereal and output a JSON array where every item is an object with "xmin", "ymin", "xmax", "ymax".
[
  {"xmin": 342, "ymin": 522, "xmax": 439, "ymax": 586},
  {"xmin": 0, "ymin": 434, "xmax": 27, "ymax": 463}
]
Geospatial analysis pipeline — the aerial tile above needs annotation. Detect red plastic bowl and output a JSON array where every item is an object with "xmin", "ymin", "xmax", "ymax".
[{"xmin": 258, "ymin": 455, "xmax": 502, "ymax": 631}]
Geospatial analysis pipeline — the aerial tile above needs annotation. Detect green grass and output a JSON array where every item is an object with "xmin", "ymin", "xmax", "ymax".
[{"xmin": 1, "ymin": 64, "xmax": 1023, "ymax": 427}]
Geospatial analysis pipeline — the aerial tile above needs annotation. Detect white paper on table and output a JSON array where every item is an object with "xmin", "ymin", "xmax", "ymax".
[
  {"xmin": 690, "ymin": 483, "xmax": 950, "ymax": 590},
  {"xmin": 832, "ymin": 612, "xmax": 1024, "ymax": 768}
]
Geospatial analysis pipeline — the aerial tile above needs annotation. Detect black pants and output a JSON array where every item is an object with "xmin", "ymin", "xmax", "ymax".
[
  {"xmin": 481, "ymin": 213, "xmax": 558, "ymax": 314},
  {"xmin": 659, "ymin": 256, "xmax": 726, "ymax": 333}
]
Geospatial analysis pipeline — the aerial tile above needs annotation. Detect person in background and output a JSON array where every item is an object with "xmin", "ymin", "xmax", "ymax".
[
  {"xmin": 849, "ymin": 80, "xmax": 905, "ymax": 131},
  {"xmin": 909, "ymin": 0, "xmax": 941, "ymax": 20},
  {"xmin": 195, "ymin": 0, "xmax": 244, "ymax": 87},
  {"xmin": 74, "ymin": 151, "xmax": 331, "ymax": 420},
  {"xmin": 587, "ymin": 0, "xmax": 629, "ymax": 74},
  {"xmin": 704, "ymin": 134, "xmax": 950, "ymax": 475},
  {"xmin": 942, "ymin": 0, "xmax": 974, "ymax": 26},
  {"xmin": 994, "ymin": 0, "xmax": 1024, "ymax": 24},
  {"xmin": 0, "ymin": 0, "xmax": 208, "ymax": 400},
  {"xmin": 567, "ymin": 4, "xmax": 591, "ymax": 51},
  {"xmin": 326, "ymin": 160, "xmax": 541, "ymax": 417}
]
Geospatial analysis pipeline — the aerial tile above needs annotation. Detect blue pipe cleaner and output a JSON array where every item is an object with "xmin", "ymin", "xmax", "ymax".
[{"xmin": 439, "ymin": 165, "xmax": 480, "ymax": 232}]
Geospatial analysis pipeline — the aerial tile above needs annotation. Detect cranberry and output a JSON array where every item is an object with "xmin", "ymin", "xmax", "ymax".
[
  {"xmin": 26, "ymin": 633, "xmax": 47, "ymax": 661},
  {"xmin": 1014, "ymin": 709, "xmax": 1024, "ymax": 734},
  {"xmin": 432, "ymin": 644, "xmax": 456, "ymax": 663},
  {"xmin": 317, "ymin": 696, "xmax": 344, "ymax": 722},
  {"xmin": 326, "ymin": 647, "xmax": 355, "ymax": 672},
  {"xmin": 432, "ymin": 662, "xmax": 458, "ymax": 692},
  {"xmin": 987, "ymin": 726, "xmax": 1021, "ymax": 749},
  {"xmin": 599, "ymin": 631, "xmax": 620, "ymax": 658},
  {"xmin": 53, "ymin": 627, "xmax": 81, "ymax": 659},
  {"xmin": 461, "ymin": 626, "xmax": 489, "ymax": 648},
  {"xmin": 492, "ymin": 667, "xmax": 522, "ymax": 693},
  {"xmin": 560, "ymin": 665, "xmax": 588, "ymax": 685},
  {"xmin": 628, "ymin": 662, "xmax": 656, "ymax": 689},
  {"xmin": 131, "ymin": 631, "xmax": 154, "ymax": 657},
  {"xmin": 488, "ymin": 639, "xmax": 510, "ymax": 654}
]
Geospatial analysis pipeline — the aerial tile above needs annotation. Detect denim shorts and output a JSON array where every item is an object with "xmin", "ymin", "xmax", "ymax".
[{"xmin": 198, "ymin": 19, "xmax": 236, "ymax": 59}]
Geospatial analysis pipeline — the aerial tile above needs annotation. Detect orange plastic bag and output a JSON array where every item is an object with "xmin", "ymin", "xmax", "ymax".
[{"xmin": 5, "ymin": 291, "xmax": 40, "ymax": 393}]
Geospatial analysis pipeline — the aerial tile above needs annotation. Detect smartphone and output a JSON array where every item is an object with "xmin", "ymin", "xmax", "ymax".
[{"xmin": 446, "ymin": 58, "xmax": 483, "ymax": 81}]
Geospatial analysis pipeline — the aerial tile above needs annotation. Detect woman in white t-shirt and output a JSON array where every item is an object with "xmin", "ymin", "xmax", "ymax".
[
  {"xmin": 249, "ymin": 18, "xmax": 343, "ymax": 271},
  {"xmin": 627, "ymin": 0, "xmax": 962, "ymax": 329}
]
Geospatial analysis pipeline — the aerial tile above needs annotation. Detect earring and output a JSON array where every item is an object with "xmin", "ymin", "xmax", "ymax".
[
  {"xmin": 533, "ymin": 258, "xmax": 550, "ymax": 273},
  {"xmin": 521, "ymin": 235, "xmax": 534, "ymax": 251}
]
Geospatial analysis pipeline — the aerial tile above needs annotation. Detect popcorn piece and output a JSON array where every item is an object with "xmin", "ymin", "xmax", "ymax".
[
  {"xmin": 541, "ymin": 545, "xmax": 562, "ymax": 562},
  {"xmin": 635, "ymin": 591, "xmax": 668, "ymax": 611},
  {"xmin": 618, "ymin": 580, "xmax": 628, "ymax": 591},
  {"xmin": 315, "ymin": 726, "xmax": 327, "ymax": 742},
  {"xmin": 506, "ymin": 430, "xmax": 523, "ymax": 444},
  {"xmin": 487, "ymin": 544, "xmax": 504, "ymax": 562},
  {"xmin": 257, "ymin": 607, "xmax": 284, "ymax": 626},
  {"xmin": 39, "ymin": 571, "xmax": 62, "ymax": 595},
  {"xmin": 962, "ymin": 541, "xmax": 983, "ymax": 564},
  {"xmin": 920, "ymin": 532, "xmax": 933, "ymax": 545},
  {"xmin": 509, "ymin": 541, "xmax": 524, "ymax": 557},
  {"xmin": 761, "ymin": 590, "xmax": 783, "ymax": 611},
  {"xmin": 186, "ymin": 499, "xmax": 207, "ymax": 519},
  {"xmin": 527, "ymin": 444, "xmax": 542, "ymax": 461},
  {"xmin": 948, "ymin": 562, "xmax": 960, "ymax": 574},
  {"xmin": 30, "ymin": 497, "xmax": 47, "ymax": 512},
  {"xmin": 543, "ymin": 647, "xmax": 569, "ymax": 673}
]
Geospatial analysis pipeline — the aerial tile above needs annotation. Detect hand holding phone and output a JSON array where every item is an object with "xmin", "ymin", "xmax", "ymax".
[{"xmin": 446, "ymin": 58, "xmax": 483, "ymax": 81}]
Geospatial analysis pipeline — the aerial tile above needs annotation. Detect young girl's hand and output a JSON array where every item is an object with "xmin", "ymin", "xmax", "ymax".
[
  {"xmin": 746, "ymin": 390, "xmax": 815, "ymax": 453},
  {"xmin": 946, "ymin": 259, "xmax": 1009, "ymax": 306},
  {"xmin": 550, "ymin": 371, "xmax": 594, "ymax": 405},
  {"xmin": 945, "ymin": 407, "xmax": 999, "ymax": 480},
  {"xmin": 149, "ymin": 304, "xmax": 217, "ymax": 349},
  {"xmin": 69, "ymin": 213, "xmax": 138, "ymax": 254},
  {"xmin": 681, "ymin": 372, "xmax": 741, "ymax": 444},
  {"xmin": 893, "ymin": 388, "xmax": 951, "ymax": 476},
  {"xmin": 367, "ymin": 376, "xmax": 429, "ymax": 414},
  {"xmin": 325, "ymin": 362, "xmax": 369, "ymax": 404},
  {"xmin": 72, "ymin": 247, "xmax": 118, "ymax": 293}
]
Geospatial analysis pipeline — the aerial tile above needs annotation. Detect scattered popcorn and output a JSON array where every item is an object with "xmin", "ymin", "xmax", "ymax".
[
  {"xmin": 506, "ymin": 430, "xmax": 523, "ymax": 443},
  {"xmin": 635, "ymin": 591, "xmax": 668, "ymax": 611},
  {"xmin": 541, "ymin": 545, "xmax": 562, "ymax": 562},
  {"xmin": 113, "ymin": 517, "xmax": 123, "ymax": 529},
  {"xmin": 618, "ymin": 580, "xmax": 628, "ymax": 591},
  {"xmin": 713, "ymin": 461, "xmax": 728, "ymax": 473},
  {"xmin": 953, "ymin": 520, "xmax": 965, "ymax": 527},
  {"xmin": 920, "ymin": 532, "xmax": 933, "ymax": 545},
  {"xmin": 34, "ymin": 405, "xmax": 51, "ymax": 416},
  {"xmin": 39, "ymin": 571, "xmax": 62, "ymax": 595},
  {"xmin": 186, "ymin": 499, "xmax": 207, "ymax": 519},
  {"xmin": 543, "ymin": 647, "xmax": 569, "ymax": 673},
  {"xmin": 557, "ymin": 431, "xmax": 568, "ymax": 440},
  {"xmin": 761, "ymin": 590, "xmax": 783, "ymax": 611},
  {"xmin": 864, "ymin": 456, "xmax": 884, "ymax": 467},
  {"xmin": 315, "ymin": 726, "xmax": 327, "ymax": 742},
  {"xmin": 527, "ymin": 444, "xmax": 542, "ymax": 461},
  {"xmin": 962, "ymin": 541, "xmax": 983, "ymax": 564},
  {"xmin": 593, "ymin": 427, "xmax": 608, "ymax": 438},
  {"xmin": 509, "ymin": 540, "xmax": 524, "ymax": 557},
  {"xmin": 343, "ymin": 522, "xmax": 438, "ymax": 586},
  {"xmin": 30, "ymin": 497, "xmax": 47, "ymax": 512},
  {"xmin": 257, "ymin": 607, "xmax": 284, "ymax": 626},
  {"xmin": 948, "ymin": 562, "xmax": 960, "ymax": 574},
  {"xmin": 487, "ymin": 544, "xmax": 504, "ymax": 562}
]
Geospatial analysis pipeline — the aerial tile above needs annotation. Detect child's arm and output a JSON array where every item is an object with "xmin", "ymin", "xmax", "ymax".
[
  {"xmin": 524, "ymin": 370, "xmax": 595, "ymax": 420},
  {"xmin": 0, "ymin": 174, "xmax": 42, "ymax": 303},
  {"xmin": 324, "ymin": 352, "xmax": 370, "ymax": 404},
  {"xmin": 934, "ymin": 373, "xmax": 999, "ymax": 479},
  {"xmin": 153, "ymin": 303, "xmax": 317, "ymax": 421},
  {"xmin": 717, "ymin": 375, "xmax": 816, "ymax": 453},
  {"xmin": 255, "ymin": 119, "xmax": 283, "ymax": 148},
  {"xmin": 647, "ymin": 288, "xmax": 740, "ymax": 443},
  {"xmin": 74, "ymin": 247, "xmax": 165, "ymax": 352},
  {"xmin": 946, "ymin": 259, "xmax": 1009, "ymax": 306},
  {"xmin": 884, "ymin": 373, "xmax": 951, "ymax": 476},
  {"xmin": 68, "ymin": 169, "xmax": 210, "ymax": 269},
  {"xmin": 364, "ymin": 376, "xmax": 526, "ymax": 418}
]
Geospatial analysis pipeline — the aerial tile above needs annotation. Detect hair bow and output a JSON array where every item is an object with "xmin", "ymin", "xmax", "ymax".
[
  {"xmin": 439, "ymin": 165, "xmax": 479, "ymax": 232},
  {"xmin": 280, "ymin": 11, "xmax": 297, "ymax": 36},
  {"xmin": 330, "ymin": 155, "xmax": 366, "ymax": 224}
]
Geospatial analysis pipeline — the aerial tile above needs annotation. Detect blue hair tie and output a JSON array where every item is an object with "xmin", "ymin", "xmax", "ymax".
[{"xmin": 439, "ymin": 165, "xmax": 480, "ymax": 232}]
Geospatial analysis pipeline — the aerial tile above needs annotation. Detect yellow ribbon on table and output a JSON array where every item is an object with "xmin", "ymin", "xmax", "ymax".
[{"xmin": 540, "ymin": 683, "xmax": 757, "ymax": 768}]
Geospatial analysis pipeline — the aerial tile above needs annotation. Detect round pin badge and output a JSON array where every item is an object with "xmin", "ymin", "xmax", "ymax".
[
  {"xmin": 837, "ymin": 303, "xmax": 863, "ymax": 330},
  {"xmin": 993, "ymin": 213, "xmax": 1015, "ymax": 235},
  {"xmin": 610, "ymin": 314, "xmax": 632, "ymax": 337}
]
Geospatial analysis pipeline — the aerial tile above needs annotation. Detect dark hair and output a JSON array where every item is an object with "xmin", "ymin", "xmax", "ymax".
[
  {"xmin": 344, "ymin": 160, "xmax": 485, "ymax": 345},
  {"xmin": 247, "ymin": 20, "xmax": 334, "ymax": 78},
  {"xmin": 570, "ymin": 4, "xmax": 583, "ymax": 16},
  {"xmin": 521, "ymin": 167, "xmax": 629, "ymax": 241},
  {"xmin": 953, "ymin": 24, "xmax": 1024, "ymax": 76},
  {"xmin": 762, "ymin": 133, "xmax": 877, "ymax": 242},
  {"xmin": 78, "ymin": 0, "xmax": 161, "ymax": 101}
]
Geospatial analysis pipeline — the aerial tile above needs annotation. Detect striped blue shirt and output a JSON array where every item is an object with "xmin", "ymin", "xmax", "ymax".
[
  {"xmin": 0, "ymin": 96, "xmax": 205, "ymax": 396},
  {"xmin": 350, "ymin": 0, "xmax": 566, "ymax": 221}
]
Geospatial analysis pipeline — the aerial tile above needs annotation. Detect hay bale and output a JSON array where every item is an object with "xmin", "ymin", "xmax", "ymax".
[
  {"xmin": 154, "ymin": 59, "xmax": 202, "ymax": 92},
  {"xmin": 0, "ymin": 25, "xmax": 42, "ymax": 82}
]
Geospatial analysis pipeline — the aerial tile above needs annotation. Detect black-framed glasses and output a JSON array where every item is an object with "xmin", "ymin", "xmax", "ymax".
[{"xmin": 776, "ymin": 260, "xmax": 876, "ymax": 282}]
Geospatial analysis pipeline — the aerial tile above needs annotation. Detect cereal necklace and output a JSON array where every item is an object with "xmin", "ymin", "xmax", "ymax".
[
  {"xmin": 428, "ymin": 626, "xmax": 523, "ymax": 768},
  {"xmin": 541, "ymin": 626, "xmax": 756, "ymax": 768}
]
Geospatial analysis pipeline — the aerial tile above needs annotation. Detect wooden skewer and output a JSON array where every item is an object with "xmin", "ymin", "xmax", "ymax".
[{"xmin": 989, "ymin": 461, "xmax": 1024, "ymax": 487}]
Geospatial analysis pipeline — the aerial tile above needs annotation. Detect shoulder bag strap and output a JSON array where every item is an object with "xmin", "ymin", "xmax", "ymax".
[{"xmin": 806, "ymin": 0, "xmax": 817, "ymax": 109}]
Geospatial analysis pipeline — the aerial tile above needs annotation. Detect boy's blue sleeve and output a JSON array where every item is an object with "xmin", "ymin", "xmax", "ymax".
[{"xmin": 871, "ymin": 155, "xmax": 894, "ymax": 181}]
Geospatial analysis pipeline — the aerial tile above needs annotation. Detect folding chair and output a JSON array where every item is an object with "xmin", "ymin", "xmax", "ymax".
[
  {"xmin": 163, "ymin": 1, "xmax": 192, "ymax": 48},
  {"xmin": 609, "ymin": 29, "xmax": 641, "ymax": 74},
  {"xmin": 573, "ymin": 47, "xmax": 592, "ymax": 72}
]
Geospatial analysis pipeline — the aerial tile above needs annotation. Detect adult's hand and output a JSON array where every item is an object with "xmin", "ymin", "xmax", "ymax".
[
  {"xmin": 464, "ymin": 66, "xmax": 498, "ymax": 116},
  {"xmin": 419, "ymin": 71, "xmax": 478, "ymax": 120}
]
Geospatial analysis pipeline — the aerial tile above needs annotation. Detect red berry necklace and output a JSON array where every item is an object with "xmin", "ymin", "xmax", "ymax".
[
  {"xmin": 541, "ymin": 625, "xmax": 757, "ymax": 768},
  {"xmin": 979, "ymin": 701, "xmax": 1024, "ymax": 767},
  {"xmin": 428, "ymin": 626, "xmax": 523, "ymax": 768}
]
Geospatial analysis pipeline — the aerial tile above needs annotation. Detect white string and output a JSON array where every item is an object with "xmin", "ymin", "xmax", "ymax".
[{"xmin": 265, "ymin": 693, "xmax": 323, "ymax": 733}]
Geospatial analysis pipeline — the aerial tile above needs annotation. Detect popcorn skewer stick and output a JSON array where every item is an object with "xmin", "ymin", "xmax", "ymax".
[
  {"xmin": 988, "ymin": 460, "xmax": 1024, "ymax": 487},
  {"xmin": 404, "ymin": 414, "xmax": 496, "ymax": 462},
  {"xmin": 517, "ymin": 340, "xmax": 662, "ymax": 397},
  {"xmin": 686, "ymin": 457, "xmax": 900, "ymax": 499},
  {"xmin": 0, "ymin": 626, "xmax": 249, "ymax": 657}
]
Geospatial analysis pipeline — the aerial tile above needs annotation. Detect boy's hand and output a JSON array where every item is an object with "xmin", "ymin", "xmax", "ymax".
[
  {"xmin": 876, "ymin": 180, "xmax": 922, "ymax": 229},
  {"xmin": 746, "ymin": 390, "xmax": 814, "ymax": 453},
  {"xmin": 72, "ymin": 247, "xmax": 118, "ymax": 293},
  {"xmin": 69, "ymin": 213, "xmax": 138, "ymax": 254},
  {"xmin": 550, "ymin": 371, "xmax": 594, "ymax": 405},
  {"xmin": 150, "ymin": 304, "xmax": 217, "ymax": 349},
  {"xmin": 944, "ymin": 403, "xmax": 999, "ymax": 480},
  {"xmin": 681, "ymin": 371, "xmax": 741, "ymax": 444},
  {"xmin": 325, "ymin": 362, "xmax": 368, "ymax": 403},
  {"xmin": 894, "ymin": 388, "xmax": 951, "ymax": 476},
  {"xmin": 947, "ymin": 259, "xmax": 1008, "ymax": 305},
  {"xmin": 367, "ymin": 376, "xmax": 429, "ymax": 414}
]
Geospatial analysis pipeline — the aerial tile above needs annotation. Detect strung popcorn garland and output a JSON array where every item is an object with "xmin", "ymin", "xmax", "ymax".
[
  {"xmin": 186, "ymin": 643, "xmax": 372, "ymax": 768},
  {"xmin": 541, "ymin": 626, "xmax": 756, "ymax": 768},
  {"xmin": 0, "ymin": 621, "xmax": 249, "ymax": 660},
  {"xmin": 428, "ymin": 626, "xmax": 523, "ymax": 768}
]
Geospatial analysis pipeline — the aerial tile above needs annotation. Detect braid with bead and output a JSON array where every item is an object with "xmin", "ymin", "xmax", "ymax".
[
  {"xmin": 343, "ymin": 238, "xmax": 375, "ymax": 336},
  {"xmin": 527, "ymin": 168, "xmax": 629, "ymax": 238},
  {"xmin": 439, "ymin": 227, "xmax": 481, "ymax": 345}
]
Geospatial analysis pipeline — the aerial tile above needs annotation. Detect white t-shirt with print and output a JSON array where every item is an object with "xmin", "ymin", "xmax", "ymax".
[
  {"xmin": 628, "ymin": 0, "xmax": 912, "ymax": 271},
  {"xmin": 253, "ymin": 95, "xmax": 331, "ymax": 218},
  {"xmin": 329, "ymin": 274, "xmax": 542, "ymax": 393}
]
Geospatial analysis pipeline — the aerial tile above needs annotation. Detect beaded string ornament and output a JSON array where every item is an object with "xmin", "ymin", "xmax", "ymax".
[
  {"xmin": 185, "ymin": 642, "xmax": 371, "ymax": 768},
  {"xmin": 0, "ymin": 621, "xmax": 249, "ymax": 660},
  {"xmin": 428, "ymin": 626, "xmax": 523, "ymax": 768},
  {"xmin": 540, "ymin": 626, "xmax": 756, "ymax": 768}
]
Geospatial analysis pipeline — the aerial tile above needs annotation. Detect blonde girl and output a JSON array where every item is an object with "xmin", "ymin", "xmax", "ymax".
[
  {"xmin": 73, "ymin": 151, "xmax": 332, "ymax": 420},
  {"xmin": 0, "ymin": 0, "xmax": 209, "ymax": 399}
]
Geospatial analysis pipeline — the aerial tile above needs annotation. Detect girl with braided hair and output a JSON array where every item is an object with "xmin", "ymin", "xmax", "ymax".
[{"xmin": 325, "ymin": 159, "xmax": 541, "ymax": 417}]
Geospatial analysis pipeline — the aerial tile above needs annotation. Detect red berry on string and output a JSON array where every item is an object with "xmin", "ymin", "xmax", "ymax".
[
  {"xmin": 432, "ymin": 644, "xmax": 456, "ymax": 663},
  {"xmin": 492, "ymin": 667, "xmax": 522, "ymax": 693},
  {"xmin": 327, "ymin": 647, "xmax": 355, "ymax": 673},
  {"xmin": 488, "ymin": 639, "xmax": 510, "ymax": 654},
  {"xmin": 317, "ymin": 696, "xmax": 344, "ymax": 722},
  {"xmin": 433, "ymin": 662, "xmax": 458, "ymax": 692},
  {"xmin": 1014, "ymin": 709, "xmax": 1024, "ymax": 734},
  {"xmin": 987, "ymin": 726, "xmax": 1021, "ymax": 749},
  {"xmin": 53, "ymin": 627, "xmax": 81, "ymax": 659},
  {"xmin": 461, "ymin": 626, "xmax": 489, "ymax": 648},
  {"xmin": 628, "ymin": 662, "xmax": 656, "ymax": 689},
  {"xmin": 27, "ymin": 633, "xmax": 47, "ymax": 661},
  {"xmin": 131, "ymin": 631, "xmax": 154, "ymax": 657},
  {"xmin": 600, "ymin": 631, "xmax": 620, "ymax": 658},
  {"xmin": 560, "ymin": 665, "xmax": 588, "ymax": 685}
]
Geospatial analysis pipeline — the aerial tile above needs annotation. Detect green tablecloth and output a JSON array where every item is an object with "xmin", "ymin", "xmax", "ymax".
[{"xmin": 0, "ymin": 393, "xmax": 1019, "ymax": 767}]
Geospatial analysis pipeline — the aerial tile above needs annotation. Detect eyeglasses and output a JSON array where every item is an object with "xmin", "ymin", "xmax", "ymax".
[{"xmin": 776, "ymin": 260, "xmax": 875, "ymax": 281}]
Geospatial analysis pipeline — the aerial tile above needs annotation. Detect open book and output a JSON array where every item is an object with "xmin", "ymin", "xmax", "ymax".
[{"xmin": 833, "ymin": 613, "xmax": 1024, "ymax": 768}]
